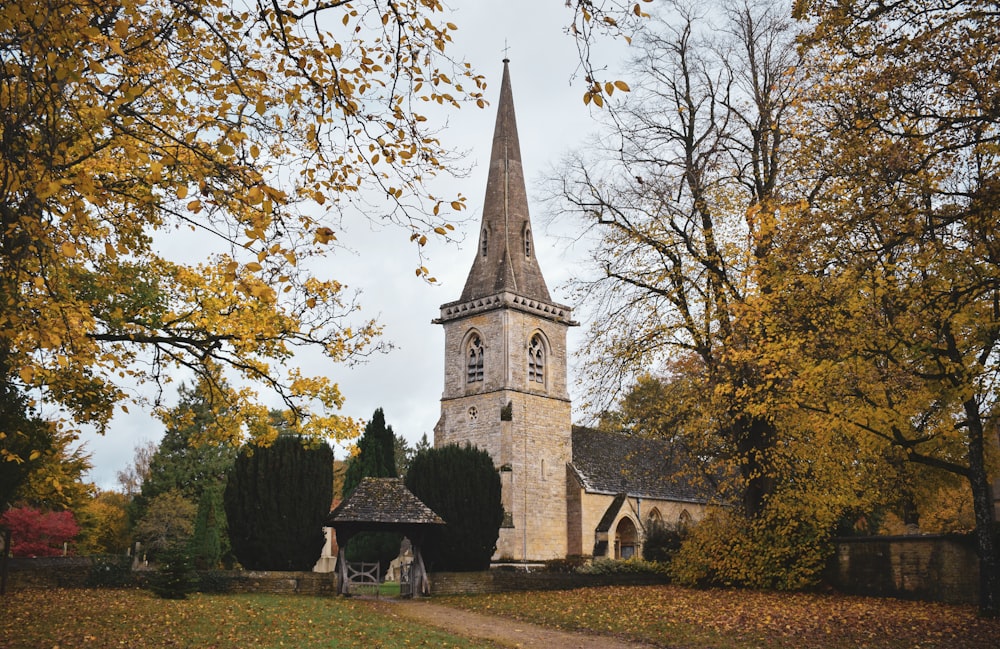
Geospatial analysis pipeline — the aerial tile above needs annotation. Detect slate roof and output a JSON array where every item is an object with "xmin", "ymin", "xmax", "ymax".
[
  {"xmin": 326, "ymin": 477, "xmax": 445, "ymax": 526},
  {"xmin": 569, "ymin": 426, "xmax": 710, "ymax": 503}
]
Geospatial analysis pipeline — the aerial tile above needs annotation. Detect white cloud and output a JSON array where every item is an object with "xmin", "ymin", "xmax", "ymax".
[{"xmin": 79, "ymin": 0, "xmax": 623, "ymax": 490}]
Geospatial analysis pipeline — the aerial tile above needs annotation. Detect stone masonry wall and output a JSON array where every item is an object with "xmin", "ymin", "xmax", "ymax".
[
  {"xmin": 436, "ymin": 302, "xmax": 573, "ymax": 563},
  {"xmin": 428, "ymin": 570, "xmax": 668, "ymax": 595},
  {"xmin": 829, "ymin": 535, "xmax": 979, "ymax": 604},
  {"xmin": 2, "ymin": 558, "xmax": 336, "ymax": 596}
]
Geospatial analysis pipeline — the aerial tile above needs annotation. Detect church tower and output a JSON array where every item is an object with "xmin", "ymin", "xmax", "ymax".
[{"xmin": 434, "ymin": 60, "xmax": 577, "ymax": 562}]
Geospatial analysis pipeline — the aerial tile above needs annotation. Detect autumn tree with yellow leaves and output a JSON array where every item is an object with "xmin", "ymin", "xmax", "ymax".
[
  {"xmin": 554, "ymin": 1, "xmax": 803, "ymax": 521},
  {"xmin": 787, "ymin": 0, "xmax": 1000, "ymax": 617},
  {"xmin": 0, "ymin": 0, "xmax": 484, "ymax": 460}
]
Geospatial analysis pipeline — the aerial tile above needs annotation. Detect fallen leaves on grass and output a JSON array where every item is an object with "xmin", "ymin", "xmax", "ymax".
[
  {"xmin": 1, "ymin": 589, "xmax": 497, "ymax": 649},
  {"xmin": 442, "ymin": 585, "xmax": 1000, "ymax": 649}
]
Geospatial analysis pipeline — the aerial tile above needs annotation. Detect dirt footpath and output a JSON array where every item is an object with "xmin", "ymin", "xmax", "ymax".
[{"xmin": 376, "ymin": 599, "xmax": 662, "ymax": 649}]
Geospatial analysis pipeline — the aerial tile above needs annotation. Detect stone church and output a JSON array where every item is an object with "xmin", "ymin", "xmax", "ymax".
[{"xmin": 432, "ymin": 60, "xmax": 707, "ymax": 563}]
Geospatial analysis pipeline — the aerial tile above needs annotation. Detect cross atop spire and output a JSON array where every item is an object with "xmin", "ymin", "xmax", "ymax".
[{"xmin": 459, "ymin": 59, "xmax": 552, "ymax": 303}]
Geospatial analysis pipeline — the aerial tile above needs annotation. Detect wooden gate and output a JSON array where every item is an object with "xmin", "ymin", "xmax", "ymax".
[{"xmin": 345, "ymin": 562, "xmax": 380, "ymax": 597}]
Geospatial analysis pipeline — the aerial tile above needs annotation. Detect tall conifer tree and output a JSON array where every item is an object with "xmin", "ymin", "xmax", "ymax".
[{"xmin": 342, "ymin": 408, "xmax": 402, "ymax": 574}]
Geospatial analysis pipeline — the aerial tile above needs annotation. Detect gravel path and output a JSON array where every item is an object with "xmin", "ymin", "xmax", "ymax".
[{"xmin": 374, "ymin": 598, "xmax": 662, "ymax": 649}]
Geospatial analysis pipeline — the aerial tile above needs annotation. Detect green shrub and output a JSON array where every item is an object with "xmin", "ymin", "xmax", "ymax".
[
  {"xmin": 576, "ymin": 558, "xmax": 668, "ymax": 575},
  {"xmin": 642, "ymin": 519, "xmax": 687, "ymax": 563},
  {"xmin": 147, "ymin": 545, "xmax": 198, "ymax": 599},
  {"xmin": 404, "ymin": 443, "xmax": 504, "ymax": 572},
  {"xmin": 224, "ymin": 435, "xmax": 333, "ymax": 571},
  {"xmin": 544, "ymin": 555, "xmax": 589, "ymax": 573}
]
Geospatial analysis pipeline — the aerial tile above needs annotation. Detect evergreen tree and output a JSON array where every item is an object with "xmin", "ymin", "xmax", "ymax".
[
  {"xmin": 405, "ymin": 443, "xmax": 504, "ymax": 572},
  {"xmin": 342, "ymin": 408, "xmax": 403, "ymax": 575},
  {"xmin": 147, "ymin": 544, "xmax": 198, "ymax": 600},
  {"xmin": 132, "ymin": 376, "xmax": 238, "ymax": 522},
  {"xmin": 342, "ymin": 408, "xmax": 396, "ymax": 496},
  {"xmin": 224, "ymin": 435, "xmax": 332, "ymax": 571},
  {"xmin": 189, "ymin": 485, "xmax": 223, "ymax": 569}
]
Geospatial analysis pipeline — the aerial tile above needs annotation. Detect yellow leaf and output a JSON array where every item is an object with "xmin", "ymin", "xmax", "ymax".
[
  {"xmin": 211, "ymin": 59, "xmax": 224, "ymax": 71},
  {"xmin": 29, "ymin": 450, "xmax": 41, "ymax": 461},
  {"xmin": 314, "ymin": 227, "xmax": 336, "ymax": 244},
  {"xmin": 19, "ymin": 366, "xmax": 33, "ymax": 384},
  {"xmin": 615, "ymin": 80, "xmax": 631, "ymax": 92},
  {"xmin": 245, "ymin": 262, "xmax": 262, "ymax": 272},
  {"xmin": 187, "ymin": 199, "xmax": 202, "ymax": 212},
  {"xmin": 177, "ymin": 185, "xmax": 189, "ymax": 199},
  {"xmin": 61, "ymin": 242, "xmax": 77, "ymax": 257}
]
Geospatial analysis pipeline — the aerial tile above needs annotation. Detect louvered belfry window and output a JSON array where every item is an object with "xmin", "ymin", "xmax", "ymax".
[
  {"xmin": 528, "ymin": 334, "xmax": 544, "ymax": 383},
  {"xmin": 467, "ymin": 334, "xmax": 484, "ymax": 383}
]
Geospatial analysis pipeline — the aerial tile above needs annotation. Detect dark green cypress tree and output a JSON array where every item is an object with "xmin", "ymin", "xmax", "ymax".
[
  {"xmin": 405, "ymin": 443, "xmax": 504, "ymax": 571},
  {"xmin": 223, "ymin": 434, "xmax": 333, "ymax": 571},
  {"xmin": 342, "ymin": 408, "xmax": 402, "ymax": 575},
  {"xmin": 342, "ymin": 408, "xmax": 396, "ymax": 496}
]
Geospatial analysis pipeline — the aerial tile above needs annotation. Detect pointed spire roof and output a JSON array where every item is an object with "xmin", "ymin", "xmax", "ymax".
[{"xmin": 459, "ymin": 59, "xmax": 552, "ymax": 303}]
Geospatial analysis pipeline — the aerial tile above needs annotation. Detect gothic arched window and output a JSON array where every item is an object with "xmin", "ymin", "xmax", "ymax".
[
  {"xmin": 480, "ymin": 228, "xmax": 488, "ymax": 257},
  {"xmin": 524, "ymin": 226, "xmax": 532, "ymax": 258},
  {"xmin": 467, "ymin": 334, "xmax": 484, "ymax": 383},
  {"xmin": 528, "ymin": 334, "xmax": 545, "ymax": 384}
]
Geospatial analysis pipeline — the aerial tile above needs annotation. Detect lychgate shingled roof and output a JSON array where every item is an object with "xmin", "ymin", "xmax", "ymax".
[
  {"xmin": 326, "ymin": 477, "xmax": 445, "ymax": 526},
  {"xmin": 569, "ymin": 426, "xmax": 711, "ymax": 503}
]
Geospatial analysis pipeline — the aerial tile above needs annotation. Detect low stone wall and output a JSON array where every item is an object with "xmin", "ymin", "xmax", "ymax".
[
  {"xmin": 2, "ymin": 558, "xmax": 336, "ymax": 596},
  {"xmin": 2, "ymin": 557, "xmax": 96, "ymax": 590},
  {"xmin": 428, "ymin": 569, "xmax": 668, "ymax": 596},
  {"xmin": 828, "ymin": 535, "xmax": 979, "ymax": 604},
  {"xmin": 197, "ymin": 570, "xmax": 337, "ymax": 596}
]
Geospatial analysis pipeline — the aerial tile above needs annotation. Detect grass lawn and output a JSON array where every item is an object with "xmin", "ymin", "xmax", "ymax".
[
  {"xmin": 5, "ymin": 585, "xmax": 1000, "ymax": 648},
  {"xmin": 439, "ymin": 585, "xmax": 1000, "ymax": 649},
  {"xmin": 1, "ymin": 588, "xmax": 495, "ymax": 649}
]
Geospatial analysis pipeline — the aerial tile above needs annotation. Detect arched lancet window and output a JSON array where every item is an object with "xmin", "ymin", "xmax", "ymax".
[
  {"xmin": 528, "ymin": 334, "xmax": 545, "ymax": 384},
  {"xmin": 480, "ymin": 228, "xmax": 488, "ymax": 257},
  {"xmin": 523, "ymin": 226, "xmax": 532, "ymax": 258},
  {"xmin": 679, "ymin": 509, "xmax": 692, "ymax": 530},
  {"xmin": 467, "ymin": 334, "xmax": 484, "ymax": 383}
]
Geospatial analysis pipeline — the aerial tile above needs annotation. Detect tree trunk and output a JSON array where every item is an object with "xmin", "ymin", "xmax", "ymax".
[
  {"xmin": 964, "ymin": 398, "xmax": 998, "ymax": 617},
  {"xmin": 737, "ymin": 414, "xmax": 777, "ymax": 519}
]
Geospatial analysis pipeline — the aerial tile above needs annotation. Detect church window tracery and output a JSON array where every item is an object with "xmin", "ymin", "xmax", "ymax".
[
  {"xmin": 528, "ymin": 334, "xmax": 545, "ymax": 384},
  {"xmin": 467, "ymin": 334, "xmax": 484, "ymax": 383}
]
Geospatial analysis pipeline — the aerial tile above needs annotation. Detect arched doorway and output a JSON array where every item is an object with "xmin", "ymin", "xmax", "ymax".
[{"xmin": 614, "ymin": 517, "xmax": 638, "ymax": 560}]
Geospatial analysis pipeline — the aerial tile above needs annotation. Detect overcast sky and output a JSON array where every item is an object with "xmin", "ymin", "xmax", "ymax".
[{"xmin": 79, "ymin": 0, "xmax": 627, "ymax": 490}]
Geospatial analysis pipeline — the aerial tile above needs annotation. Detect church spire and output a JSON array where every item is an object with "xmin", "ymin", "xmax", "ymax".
[{"xmin": 459, "ymin": 59, "xmax": 552, "ymax": 303}]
